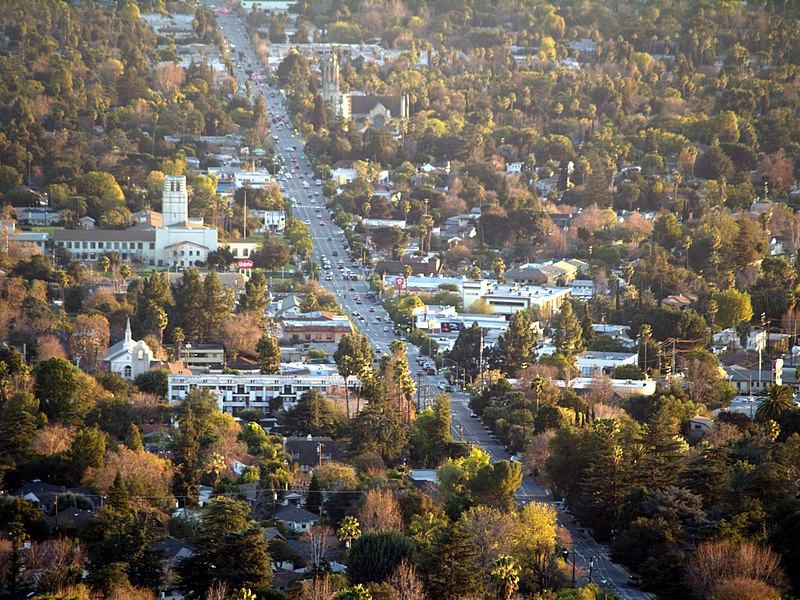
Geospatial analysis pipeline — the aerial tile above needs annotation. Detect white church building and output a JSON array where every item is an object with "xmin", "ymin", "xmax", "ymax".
[
  {"xmin": 53, "ymin": 175, "xmax": 219, "ymax": 269},
  {"xmin": 104, "ymin": 319, "xmax": 154, "ymax": 380}
]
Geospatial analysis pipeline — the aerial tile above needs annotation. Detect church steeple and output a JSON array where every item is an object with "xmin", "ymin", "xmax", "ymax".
[{"xmin": 124, "ymin": 317, "xmax": 132, "ymax": 345}]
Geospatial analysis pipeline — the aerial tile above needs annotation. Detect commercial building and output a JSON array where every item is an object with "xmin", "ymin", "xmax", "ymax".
[
  {"xmin": 462, "ymin": 280, "xmax": 572, "ymax": 317},
  {"xmin": 279, "ymin": 312, "xmax": 354, "ymax": 344}
]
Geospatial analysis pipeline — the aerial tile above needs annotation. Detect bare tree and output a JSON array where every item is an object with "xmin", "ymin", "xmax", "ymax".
[
  {"xmin": 37, "ymin": 335, "xmax": 69, "ymax": 360},
  {"xmin": 30, "ymin": 425, "xmax": 76, "ymax": 456},
  {"xmin": 388, "ymin": 559, "xmax": 428, "ymax": 600},
  {"xmin": 302, "ymin": 525, "xmax": 336, "ymax": 569},
  {"xmin": 523, "ymin": 429, "xmax": 555, "ymax": 479},
  {"xmin": 307, "ymin": 574, "xmax": 336, "ymax": 600},
  {"xmin": 204, "ymin": 581, "xmax": 230, "ymax": 600},
  {"xmin": 356, "ymin": 488, "xmax": 403, "ymax": 532},
  {"xmin": 685, "ymin": 540, "xmax": 787, "ymax": 600},
  {"xmin": 69, "ymin": 314, "xmax": 110, "ymax": 372}
]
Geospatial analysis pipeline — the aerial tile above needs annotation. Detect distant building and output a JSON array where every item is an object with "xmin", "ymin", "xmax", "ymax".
[
  {"xmin": 279, "ymin": 312, "xmax": 354, "ymax": 344},
  {"xmin": 104, "ymin": 319, "xmax": 154, "ymax": 380},
  {"xmin": 181, "ymin": 344, "xmax": 225, "ymax": 373},
  {"xmin": 576, "ymin": 351, "xmax": 638, "ymax": 377},
  {"xmin": 463, "ymin": 280, "xmax": 571, "ymax": 317},
  {"xmin": 53, "ymin": 175, "xmax": 218, "ymax": 268},
  {"xmin": 167, "ymin": 373, "xmax": 361, "ymax": 415}
]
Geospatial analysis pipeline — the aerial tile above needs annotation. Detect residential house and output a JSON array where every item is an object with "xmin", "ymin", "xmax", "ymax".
[
  {"xmin": 662, "ymin": 293, "xmax": 699, "ymax": 311},
  {"xmin": 13, "ymin": 480, "xmax": 63, "ymax": 511},
  {"xmin": 13, "ymin": 206, "xmax": 61, "ymax": 226},
  {"xmin": 688, "ymin": 416, "xmax": 713, "ymax": 440},
  {"xmin": 274, "ymin": 505, "xmax": 319, "ymax": 534},
  {"xmin": 283, "ymin": 436, "xmax": 344, "ymax": 472},
  {"xmin": 375, "ymin": 256, "xmax": 443, "ymax": 277},
  {"xmin": 226, "ymin": 238, "xmax": 262, "ymax": 261}
]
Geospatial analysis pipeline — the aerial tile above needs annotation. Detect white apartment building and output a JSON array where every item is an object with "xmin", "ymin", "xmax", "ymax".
[
  {"xmin": 576, "ymin": 351, "xmax": 639, "ymax": 377},
  {"xmin": 462, "ymin": 280, "xmax": 571, "ymax": 317},
  {"xmin": 168, "ymin": 374, "xmax": 361, "ymax": 415}
]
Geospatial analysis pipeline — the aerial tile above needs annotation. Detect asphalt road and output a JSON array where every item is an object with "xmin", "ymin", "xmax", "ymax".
[{"xmin": 210, "ymin": 6, "xmax": 652, "ymax": 599}]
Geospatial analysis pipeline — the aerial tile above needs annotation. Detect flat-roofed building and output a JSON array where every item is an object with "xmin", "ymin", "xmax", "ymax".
[{"xmin": 168, "ymin": 373, "xmax": 361, "ymax": 415}]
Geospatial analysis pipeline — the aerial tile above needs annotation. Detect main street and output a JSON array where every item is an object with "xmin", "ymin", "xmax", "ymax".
[{"xmin": 212, "ymin": 6, "xmax": 651, "ymax": 599}]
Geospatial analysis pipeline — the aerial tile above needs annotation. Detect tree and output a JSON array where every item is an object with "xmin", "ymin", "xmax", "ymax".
[
  {"xmin": 198, "ymin": 271, "xmax": 235, "ymax": 342},
  {"xmin": 496, "ymin": 309, "xmax": 538, "ymax": 374},
  {"xmin": 756, "ymin": 384, "xmax": 795, "ymax": 423},
  {"xmin": 33, "ymin": 358, "xmax": 94, "ymax": 425},
  {"xmin": 421, "ymin": 522, "xmax": 481, "ymax": 600},
  {"xmin": 337, "ymin": 516, "xmax": 361, "ymax": 548},
  {"xmin": 468, "ymin": 460, "xmax": 522, "ymax": 512},
  {"xmin": 388, "ymin": 559, "xmax": 427, "ymax": 600},
  {"xmin": 176, "ymin": 498, "xmax": 272, "ymax": 598},
  {"xmin": 412, "ymin": 394, "xmax": 453, "ymax": 467},
  {"xmin": 347, "ymin": 531, "xmax": 416, "ymax": 586},
  {"xmin": 239, "ymin": 270, "xmax": 268, "ymax": 317},
  {"xmin": 253, "ymin": 234, "xmax": 290, "ymax": 269},
  {"xmin": 334, "ymin": 332, "xmax": 374, "ymax": 418},
  {"xmin": 108, "ymin": 471, "xmax": 130, "ymax": 514},
  {"xmin": 357, "ymin": 488, "xmax": 403, "ymax": 532},
  {"xmin": 256, "ymin": 332, "xmax": 281, "ymax": 374},
  {"xmin": 684, "ymin": 540, "xmax": 787, "ymax": 600},
  {"xmin": 173, "ymin": 406, "xmax": 202, "ymax": 506},
  {"xmin": 281, "ymin": 390, "xmax": 344, "ymax": 437},
  {"xmin": 694, "ymin": 143, "xmax": 735, "ymax": 181},
  {"xmin": 448, "ymin": 322, "xmax": 484, "ymax": 380},
  {"xmin": 713, "ymin": 289, "xmax": 754, "ymax": 329},
  {"xmin": 490, "ymin": 555, "xmax": 520, "ymax": 600},
  {"xmin": 552, "ymin": 301, "xmax": 584, "ymax": 357}
]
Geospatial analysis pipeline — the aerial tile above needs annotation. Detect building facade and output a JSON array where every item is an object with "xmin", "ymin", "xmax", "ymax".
[{"xmin": 167, "ymin": 373, "xmax": 361, "ymax": 415}]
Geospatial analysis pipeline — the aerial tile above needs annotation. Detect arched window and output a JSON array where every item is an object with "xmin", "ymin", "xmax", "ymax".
[{"xmin": 124, "ymin": 365, "xmax": 132, "ymax": 379}]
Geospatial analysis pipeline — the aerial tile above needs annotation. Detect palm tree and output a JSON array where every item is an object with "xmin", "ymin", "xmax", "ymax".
[
  {"xmin": 756, "ymin": 383, "xmax": 795, "ymax": 422},
  {"xmin": 638, "ymin": 323, "xmax": 652, "ymax": 377},
  {"xmin": 489, "ymin": 555, "xmax": 520, "ymax": 600},
  {"xmin": 337, "ymin": 516, "xmax": 361, "ymax": 549}
]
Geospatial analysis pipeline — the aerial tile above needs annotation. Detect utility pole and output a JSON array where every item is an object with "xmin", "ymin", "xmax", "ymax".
[{"xmin": 243, "ymin": 188, "xmax": 247, "ymax": 238}]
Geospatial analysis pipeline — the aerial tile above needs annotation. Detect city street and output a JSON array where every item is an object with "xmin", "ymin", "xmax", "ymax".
[{"xmin": 212, "ymin": 6, "xmax": 652, "ymax": 599}]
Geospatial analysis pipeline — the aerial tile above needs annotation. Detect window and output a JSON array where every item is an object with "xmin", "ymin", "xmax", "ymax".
[{"xmin": 124, "ymin": 365, "xmax": 132, "ymax": 378}]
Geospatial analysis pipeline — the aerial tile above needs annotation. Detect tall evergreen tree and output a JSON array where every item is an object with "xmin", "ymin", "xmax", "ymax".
[
  {"xmin": 239, "ymin": 270, "xmax": 268, "ymax": 318},
  {"xmin": 497, "ymin": 309, "xmax": 538, "ymax": 374},
  {"xmin": 552, "ymin": 301, "xmax": 584, "ymax": 358},
  {"xmin": 256, "ymin": 332, "xmax": 281, "ymax": 374},
  {"xmin": 172, "ymin": 268, "xmax": 205, "ymax": 340},
  {"xmin": 173, "ymin": 407, "xmax": 202, "ymax": 506},
  {"xmin": 422, "ymin": 522, "xmax": 481, "ymax": 599},
  {"xmin": 199, "ymin": 270, "xmax": 235, "ymax": 342},
  {"xmin": 108, "ymin": 471, "xmax": 130, "ymax": 515},
  {"xmin": 176, "ymin": 498, "xmax": 272, "ymax": 598}
]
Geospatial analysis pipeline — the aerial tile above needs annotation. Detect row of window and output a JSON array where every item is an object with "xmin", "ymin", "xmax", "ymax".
[{"xmin": 60, "ymin": 240, "xmax": 155, "ymax": 250}]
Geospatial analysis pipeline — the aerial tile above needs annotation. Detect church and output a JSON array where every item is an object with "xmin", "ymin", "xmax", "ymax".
[
  {"xmin": 318, "ymin": 49, "xmax": 409, "ymax": 126},
  {"xmin": 104, "ymin": 319, "xmax": 154, "ymax": 380}
]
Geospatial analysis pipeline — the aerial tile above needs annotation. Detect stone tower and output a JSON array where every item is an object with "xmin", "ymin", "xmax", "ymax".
[
  {"xmin": 320, "ymin": 49, "xmax": 340, "ymax": 107},
  {"xmin": 162, "ymin": 175, "xmax": 188, "ymax": 227},
  {"xmin": 319, "ymin": 49, "xmax": 350, "ymax": 119}
]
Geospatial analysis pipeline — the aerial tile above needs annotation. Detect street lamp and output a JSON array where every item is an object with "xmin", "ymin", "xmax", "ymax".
[
  {"xmin": 441, "ymin": 357, "xmax": 461, "ymax": 388},
  {"xmin": 562, "ymin": 548, "xmax": 576, "ymax": 588}
]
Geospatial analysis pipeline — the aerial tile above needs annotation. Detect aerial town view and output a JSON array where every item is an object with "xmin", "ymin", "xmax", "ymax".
[{"xmin": 0, "ymin": 0, "xmax": 799, "ymax": 598}]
